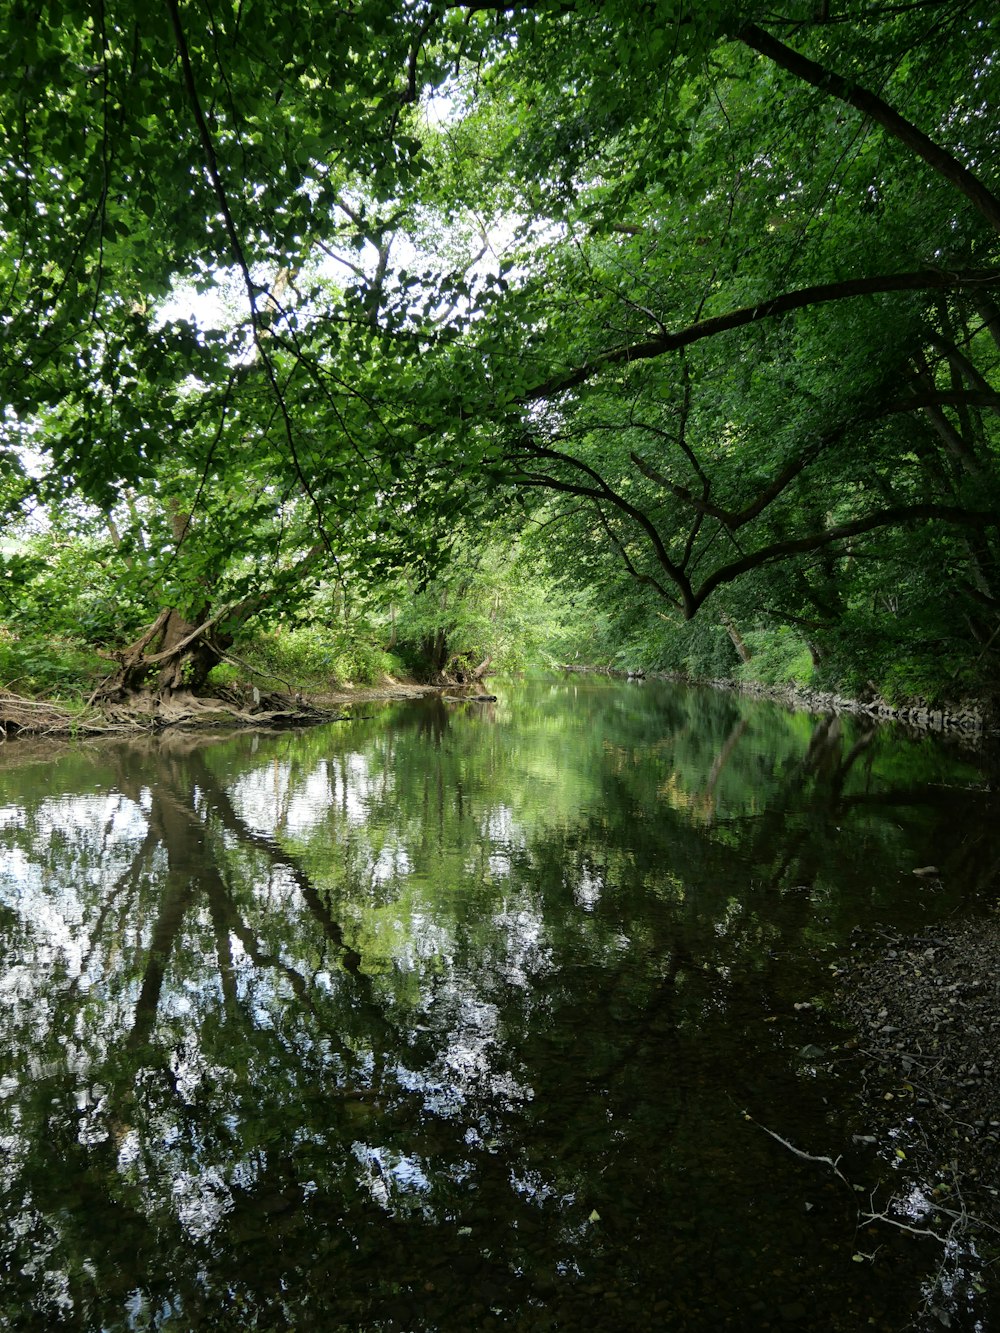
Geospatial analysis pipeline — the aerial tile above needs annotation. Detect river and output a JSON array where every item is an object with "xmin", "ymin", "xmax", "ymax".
[{"xmin": 0, "ymin": 675, "xmax": 996, "ymax": 1330}]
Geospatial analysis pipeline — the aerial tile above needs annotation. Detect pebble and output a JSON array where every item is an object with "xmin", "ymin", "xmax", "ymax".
[{"xmin": 835, "ymin": 909, "xmax": 1000, "ymax": 1239}]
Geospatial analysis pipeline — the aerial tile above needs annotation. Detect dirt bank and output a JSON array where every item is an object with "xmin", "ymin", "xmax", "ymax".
[{"xmin": 0, "ymin": 680, "xmax": 442, "ymax": 739}]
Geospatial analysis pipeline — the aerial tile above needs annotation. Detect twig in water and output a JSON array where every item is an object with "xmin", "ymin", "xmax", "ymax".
[{"xmin": 742, "ymin": 1109, "xmax": 853, "ymax": 1190}]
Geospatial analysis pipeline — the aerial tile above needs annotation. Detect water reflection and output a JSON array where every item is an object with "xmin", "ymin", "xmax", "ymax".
[{"xmin": 0, "ymin": 679, "xmax": 995, "ymax": 1330}]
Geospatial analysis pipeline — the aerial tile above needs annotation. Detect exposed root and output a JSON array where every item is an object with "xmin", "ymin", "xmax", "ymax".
[{"xmin": 0, "ymin": 686, "xmax": 336, "ymax": 738}]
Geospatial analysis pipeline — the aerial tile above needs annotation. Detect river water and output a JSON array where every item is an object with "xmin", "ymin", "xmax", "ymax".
[{"xmin": 0, "ymin": 675, "xmax": 996, "ymax": 1330}]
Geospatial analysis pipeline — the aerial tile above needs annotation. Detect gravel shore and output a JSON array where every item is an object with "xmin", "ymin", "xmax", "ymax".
[{"xmin": 834, "ymin": 911, "xmax": 1000, "ymax": 1325}]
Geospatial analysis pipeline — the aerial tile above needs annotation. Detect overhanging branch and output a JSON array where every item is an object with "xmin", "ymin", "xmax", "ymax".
[
  {"xmin": 508, "ymin": 436, "xmax": 695, "ymax": 609},
  {"xmin": 691, "ymin": 504, "xmax": 999, "ymax": 614},
  {"xmin": 523, "ymin": 269, "xmax": 1000, "ymax": 402},
  {"xmin": 739, "ymin": 23, "xmax": 1000, "ymax": 235},
  {"xmin": 166, "ymin": 0, "xmax": 337, "ymax": 557}
]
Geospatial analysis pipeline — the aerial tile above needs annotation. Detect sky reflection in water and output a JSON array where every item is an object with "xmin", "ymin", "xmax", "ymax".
[{"xmin": 0, "ymin": 676, "xmax": 995, "ymax": 1330}]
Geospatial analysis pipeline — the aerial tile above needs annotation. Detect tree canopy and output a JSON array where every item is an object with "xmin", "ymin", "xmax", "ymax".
[{"xmin": 1, "ymin": 0, "xmax": 998, "ymax": 706}]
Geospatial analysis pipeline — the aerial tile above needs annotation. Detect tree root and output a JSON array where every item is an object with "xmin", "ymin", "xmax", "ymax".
[{"xmin": 0, "ymin": 687, "xmax": 336, "ymax": 738}]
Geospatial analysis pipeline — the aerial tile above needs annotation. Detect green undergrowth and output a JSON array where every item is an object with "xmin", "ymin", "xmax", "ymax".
[
  {"xmin": 0, "ymin": 631, "xmax": 107, "ymax": 700},
  {"xmin": 734, "ymin": 629, "xmax": 815, "ymax": 689},
  {"xmin": 0, "ymin": 613, "xmax": 983, "ymax": 716},
  {"xmin": 558, "ymin": 610, "xmax": 979, "ymax": 709},
  {"xmin": 215, "ymin": 627, "xmax": 408, "ymax": 693}
]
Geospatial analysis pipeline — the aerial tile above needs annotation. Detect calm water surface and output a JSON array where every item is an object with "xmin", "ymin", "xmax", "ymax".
[{"xmin": 0, "ymin": 676, "xmax": 996, "ymax": 1330}]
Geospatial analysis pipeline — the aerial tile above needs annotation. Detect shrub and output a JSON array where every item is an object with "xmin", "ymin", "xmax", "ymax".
[
  {"xmin": 223, "ymin": 626, "xmax": 402, "ymax": 692},
  {"xmin": 0, "ymin": 632, "xmax": 106, "ymax": 698},
  {"xmin": 735, "ymin": 627, "xmax": 815, "ymax": 687}
]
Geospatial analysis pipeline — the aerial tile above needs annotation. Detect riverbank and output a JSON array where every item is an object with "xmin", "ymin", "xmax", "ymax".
[
  {"xmin": 725, "ymin": 679, "xmax": 990, "ymax": 739},
  {"xmin": 561, "ymin": 665, "xmax": 993, "ymax": 739},
  {"xmin": 0, "ymin": 679, "xmax": 442, "ymax": 739},
  {"xmin": 4, "ymin": 662, "xmax": 993, "ymax": 741},
  {"xmin": 832, "ymin": 911, "xmax": 1000, "ymax": 1324}
]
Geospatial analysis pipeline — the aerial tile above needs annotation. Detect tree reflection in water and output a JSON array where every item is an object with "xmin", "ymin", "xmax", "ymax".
[{"xmin": 0, "ymin": 678, "xmax": 994, "ymax": 1330}]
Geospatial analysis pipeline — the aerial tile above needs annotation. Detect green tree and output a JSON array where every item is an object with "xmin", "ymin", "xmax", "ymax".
[
  {"xmin": 435, "ymin": 2, "xmax": 1000, "ymax": 696},
  {"xmin": 2, "ymin": 0, "xmax": 999, "ymax": 704}
]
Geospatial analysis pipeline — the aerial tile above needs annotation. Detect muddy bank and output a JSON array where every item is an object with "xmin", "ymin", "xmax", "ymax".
[{"xmin": 0, "ymin": 680, "xmax": 442, "ymax": 739}]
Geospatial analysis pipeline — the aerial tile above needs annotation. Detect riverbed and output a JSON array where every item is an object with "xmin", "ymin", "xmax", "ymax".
[{"xmin": 0, "ymin": 675, "xmax": 996, "ymax": 1329}]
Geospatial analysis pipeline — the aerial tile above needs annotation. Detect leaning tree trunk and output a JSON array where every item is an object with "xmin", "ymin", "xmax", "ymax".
[
  {"xmin": 96, "ymin": 606, "xmax": 231, "ymax": 712},
  {"xmin": 95, "ymin": 493, "xmax": 232, "ymax": 711},
  {"xmin": 719, "ymin": 611, "xmax": 752, "ymax": 665},
  {"xmin": 91, "ymin": 540, "xmax": 328, "ymax": 721},
  {"xmin": 149, "ymin": 609, "xmax": 223, "ymax": 692}
]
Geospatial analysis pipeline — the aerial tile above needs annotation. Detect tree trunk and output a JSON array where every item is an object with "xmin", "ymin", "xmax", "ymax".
[
  {"xmin": 96, "ymin": 605, "xmax": 230, "ymax": 708},
  {"xmin": 420, "ymin": 628, "xmax": 451, "ymax": 679},
  {"xmin": 94, "ymin": 541, "xmax": 328, "ymax": 715},
  {"xmin": 719, "ymin": 612, "xmax": 752, "ymax": 664},
  {"xmin": 153, "ymin": 609, "xmax": 225, "ymax": 692},
  {"xmin": 469, "ymin": 654, "xmax": 493, "ymax": 681}
]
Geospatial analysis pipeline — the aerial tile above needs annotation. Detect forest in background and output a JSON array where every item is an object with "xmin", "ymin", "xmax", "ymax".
[{"xmin": 1, "ymin": 0, "xmax": 998, "ymax": 717}]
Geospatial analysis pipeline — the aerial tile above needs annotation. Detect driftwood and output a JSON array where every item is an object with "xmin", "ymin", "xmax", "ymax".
[
  {"xmin": 0, "ymin": 687, "xmax": 336, "ymax": 739},
  {"xmin": 0, "ymin": 692, "xmax": 129, "ymax": 739}
]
